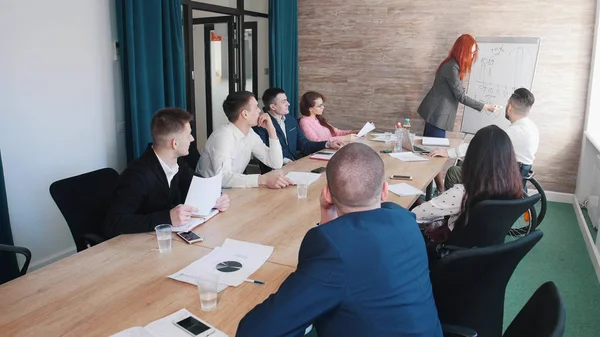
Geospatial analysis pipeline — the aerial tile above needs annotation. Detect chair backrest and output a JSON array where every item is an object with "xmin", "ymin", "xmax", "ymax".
[
  {"xmin": 447, "ymin": 194, "xmax": 541, "ymax": 248},
  {"xmin": 430, "ymin": 230, "xmax": 543, "ymax": 337},
  {"xmin": 49, "ymin": 168, "xmax": 119, "ymax": 252},
  {"xmin": 503, "ymin": 281, "xmax": 566, "ymax": 337},
  {"xmin": 0, "ymin": 244, "xmax": 32, "ymax": 284}
]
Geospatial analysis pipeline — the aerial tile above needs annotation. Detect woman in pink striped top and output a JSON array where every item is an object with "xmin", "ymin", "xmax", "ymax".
[{"xmin": 298, "ymin": 91, "xmax": 358, "ymax": 142}]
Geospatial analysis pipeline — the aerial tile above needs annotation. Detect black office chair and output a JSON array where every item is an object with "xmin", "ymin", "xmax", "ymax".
[
  {"xmin": 504, "ymin": 281, "xmax": 566, "ymax": 337},
  {"xmin": 445, "ymin": 194, "xmax": 541, "ymax": 249},
  {"xmin": 50, "ymin": 168, "xmax": 119, "ymax": 252},
  {"xmin": 430, "ymin": 231, "xmax": 543, "ymax": 337},
  {"xmin": 442, "ymin": 281, "xmax": 566, "ymax": 337},
  {"xmin": 0, "ymin": 244, "xmax": 32, "ymax": 283}
]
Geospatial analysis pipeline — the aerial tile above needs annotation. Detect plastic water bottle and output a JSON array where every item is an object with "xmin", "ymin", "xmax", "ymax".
[
  {"xmin": 403, "ymin": 118, "xmax": 411, "ymax": 133},
  {"xmin": 394, "ymin": 123, "xmax": 403, "ymax": 152}
]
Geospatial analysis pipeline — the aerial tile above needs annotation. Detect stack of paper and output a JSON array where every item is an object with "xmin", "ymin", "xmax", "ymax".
[
  {"xmin": 356, "ymin": 122, "xmax": 376, "ymax": 137},
  {"xmin": 168, "ymin": 239, "xmax": 274, "ymax": 290},
  {"xmin": 389, "ymin": 152, "xmax": 429, "ymax": 162},
  {"xmin": 110, "ymin": 309, "xmax": 227, "ymax": 337},
  {"xmin": 285, "ymin": 172, "xmax": 322, "ymax": 185},
  {"xmin": 310, "ymin": 151, "xmax": 335, "ymax": 161},
  {"xmin": 422, "ymin": 137, "xmax": 450, "ymax": 146},
  {"xmin": 171, "ymin": 209, "xmax": 219, "ymax": 233},
  {"xmin": 388, "ymin": 183, "xmax": 425, "ymax": 197}
]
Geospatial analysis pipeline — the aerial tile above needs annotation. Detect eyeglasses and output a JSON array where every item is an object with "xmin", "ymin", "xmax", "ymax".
[{"xmin": 314, "ymin": 104, "xmax": 325, "ymax": 109}]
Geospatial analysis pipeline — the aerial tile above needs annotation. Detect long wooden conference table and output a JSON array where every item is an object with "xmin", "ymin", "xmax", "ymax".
[{"xmin": 0, "ymin": 136, "xmax": 461, "ymax": 336}]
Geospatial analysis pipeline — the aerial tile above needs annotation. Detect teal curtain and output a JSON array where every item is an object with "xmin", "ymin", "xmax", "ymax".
[
  {"xmin": 0, "ymin": 151, "xmax": 18, "ymax": 284},
  {"xmin": 116, "ymin": 0, "xmax": 186, "ymax": 161},
  {"xmin": 269, "ymin": 0, "xmax": 299, "ymax": 117}
]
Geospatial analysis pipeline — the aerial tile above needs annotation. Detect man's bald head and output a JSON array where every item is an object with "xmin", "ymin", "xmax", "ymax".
[{"xmin": 326, "ymin": 143, "xmax": 385, "ymax": 210}]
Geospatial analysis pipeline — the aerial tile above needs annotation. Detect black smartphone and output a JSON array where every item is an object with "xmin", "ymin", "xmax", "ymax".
[
  {"xmin": 174, "ymin": 316, "xmax": 214, "ymax": 336},
  {"xmin": 311, "ymin": 167, "xmax": 326, "ymax": 174},
  {"xmin": 177, "ymin": 231, "xmax": 203, "ymax": 244}
]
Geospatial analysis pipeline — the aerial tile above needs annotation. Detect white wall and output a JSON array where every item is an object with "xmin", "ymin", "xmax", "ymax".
[
  {"xmin": 0, "ymin": 0, "xmax": 126, "ymax": 268},
  {"xmin": 583, "ymin": 0, "xmax": 600, "ymax": 141}
]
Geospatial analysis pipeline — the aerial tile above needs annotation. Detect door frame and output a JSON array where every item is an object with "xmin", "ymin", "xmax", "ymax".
[{"xmin": 182, "ymin": 1, "xmax": 268, "ymax": 140}]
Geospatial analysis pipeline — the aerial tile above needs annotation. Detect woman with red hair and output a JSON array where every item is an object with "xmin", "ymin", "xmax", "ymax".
[{"xmin": 418, "ymin": 34, "xmax": 498, "ymax": 192}]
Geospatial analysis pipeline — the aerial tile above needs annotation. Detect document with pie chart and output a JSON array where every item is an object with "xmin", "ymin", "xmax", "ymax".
[{"xmin": 168, "ymin": 239, "xmax": 274, "ymax": 289}]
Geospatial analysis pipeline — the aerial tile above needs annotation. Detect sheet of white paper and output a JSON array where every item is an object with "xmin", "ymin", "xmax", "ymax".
[
  {"xmin": 388, "ymin": 183, "xmax": 425, "ymax": 197},
  {"xmin": 356, "ymin": 122, "xmax": 375, "ymax": 137},
  {"xmin": 310, "ymin": 152, "xmax": 335, "ymax": 161},
  {"xmin": 422, "ymin": 137, "xmax": 450, "ymax": 146},
  {"xmin": 389, "ymin": 152, "xmax": 429, "ymax": 162},
  {"xmin": 145, "ymin": 309, "xmax": 228, "ymax": 337},
  {"xmin": 370, "ymin": 135, "xmax": 388, "ymax": 142},
  {"xmin": 168, "ymin": 239, "xmax": 273, "ymax": 288},
  {"xmin": 184, "ymin": 172, "xmax": 222, "ymax": 216},
  {"xmin": 171, "ymin": 209, "xmax": 219, "ymax": 233},
  {"xmin": 285, "ymin": 172, "xmax": 321, "ymax": 185},
  {"xmin": 110, "ymin": 327, "xmax": 156, "ymax": 337}
]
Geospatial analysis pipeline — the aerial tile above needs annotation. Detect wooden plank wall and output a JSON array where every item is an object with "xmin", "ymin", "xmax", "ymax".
[{"xmin": 298, "ymin": 0, "xmax": 595, "ymax": 193}]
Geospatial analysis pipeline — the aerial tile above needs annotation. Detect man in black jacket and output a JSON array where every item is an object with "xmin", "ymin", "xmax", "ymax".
[{"xmin": 103, "ymin": 108, "xmax": 229, "ymax": 238}]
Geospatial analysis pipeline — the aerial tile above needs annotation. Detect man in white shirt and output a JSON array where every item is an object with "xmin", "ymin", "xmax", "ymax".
[
  {"xmin": 429, "ymin": 88, "xmax": 539, "ymax": 190},
  {"xmin": 196, "ymin": 91, "xmax": 293, "ymax": 189}
]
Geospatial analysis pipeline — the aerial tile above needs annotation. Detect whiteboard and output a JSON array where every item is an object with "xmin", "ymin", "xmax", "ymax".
[{"xmin": 460, "ymin": 37, "xmax": 541, "ymax": 134}]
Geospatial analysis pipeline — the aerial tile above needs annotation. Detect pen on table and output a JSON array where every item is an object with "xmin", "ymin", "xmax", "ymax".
[
  {"xmin": 390, "ymin": 175, "xmax": 413, "ymax": 181},
  {"xmin": 245, "ymin": 279, "xmax": 265, "ymax": 285}
]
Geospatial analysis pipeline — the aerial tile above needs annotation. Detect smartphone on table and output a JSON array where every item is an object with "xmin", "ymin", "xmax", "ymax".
[
  {"xmin": 177, "ymin": 231, "xmax": 204, "ymax": 244},
  {"xmin": 311, "ymin": 167, "xmax": 326, "ymax": 174},
  {"xmin": 174, "ymin": 316, "xmax": 215, "ymax": 336}
]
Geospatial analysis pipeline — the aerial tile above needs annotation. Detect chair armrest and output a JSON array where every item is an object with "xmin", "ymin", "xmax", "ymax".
[
  {"xmin": 442, "ymin": 324, "xmax": 478, "ymax": 337},
  {"xmin": 0, "ymin": 244, "xmax": 32, "ymax": 275},
  {"xmin": 83, "ymin": 233, "xmax": 106, "ymax": 247}
]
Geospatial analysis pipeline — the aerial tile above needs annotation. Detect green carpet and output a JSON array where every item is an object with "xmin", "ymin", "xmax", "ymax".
[
  {"xmin": 505, "ymin": 202, "xmax": 600, "ymax": 336},
  {"xmin": 307, "ymin": 202, "xmax": 600, "ymax": 337}
]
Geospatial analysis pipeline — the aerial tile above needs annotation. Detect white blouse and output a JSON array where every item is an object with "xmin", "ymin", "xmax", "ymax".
[{"xmin": 412, "ymin": 184, "xmax": 465, "ymax": 230}]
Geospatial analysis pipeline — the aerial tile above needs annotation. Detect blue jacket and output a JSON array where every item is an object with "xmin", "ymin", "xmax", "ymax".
[
  {"xmin": 253, "ymin": 114, "xmax": 326, "ymax": 161},
  {"xmin": 236, "ymin": 203, "xmax": 443, "ymax": 337}
]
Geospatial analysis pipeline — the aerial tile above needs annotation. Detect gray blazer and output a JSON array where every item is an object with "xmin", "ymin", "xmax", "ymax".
[{"xmin": 417, "ymin": 59, "xmax": 484, "ymax": 131}]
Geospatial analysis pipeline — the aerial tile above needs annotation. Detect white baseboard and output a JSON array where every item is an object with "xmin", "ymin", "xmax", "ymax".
[
  {"xmin": 545, "ymin": 191, "xmax": 574, "ymax": 204},
  {"xmin": 527, "ymin": 189, "xmax": 573, "ymax": 204},
  {"xmin": 573, "ymin": 197, "xmax": 600, "ymax": 283},
  {"xmin": 28, "ymin": 246, "xmax": 77, "ymax": 272}
]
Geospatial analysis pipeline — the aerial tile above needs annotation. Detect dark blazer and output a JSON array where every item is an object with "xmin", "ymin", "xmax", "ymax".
[
  {"xmin": 253, "ymin": 113, "xmax": 326, "ymax": 162},
  {"xmin": 418, "ymin": 59, "xmax": 485, "ymax": 131},
  {"xmin": 236, "ymin": 203, "xmax": 443, "ymax": 337},
  {"xmin": 102, "ymin": 145, "xmax": 194, "ymax": 238}
]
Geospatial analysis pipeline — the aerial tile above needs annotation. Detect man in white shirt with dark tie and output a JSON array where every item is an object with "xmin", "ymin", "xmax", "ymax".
[
  {"xmin": 429, "ymin": 88, "xmax": 539, "ymax": 190},
  {"xmin": 196, "ymin": 91, "xmax": 294, "ymax": 189}
]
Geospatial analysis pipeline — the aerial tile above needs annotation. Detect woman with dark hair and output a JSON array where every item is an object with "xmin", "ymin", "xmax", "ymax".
[
  {"xmin": 418, "ymin": 34, "xmax": 499, "ymax": 192},
  {"xmin": 299, "ymin": 91, "xmax": 358, "ymax": 142},
  {"xmin": 412, "ymin": 125, "xmax": 524, "ymax": 231}
]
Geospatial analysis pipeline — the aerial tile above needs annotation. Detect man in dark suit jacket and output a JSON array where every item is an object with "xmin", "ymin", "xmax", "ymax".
[
  {"xmin": 236, "ymin": 143, "xmax": 442, "ymax": 337},
  {"xmin": 102, "ymin": 108, "xmax": 229, "ymax": 238},
  {"xmin": 253, "ymin": 88, "xmax": 344, "ymax": 172}
]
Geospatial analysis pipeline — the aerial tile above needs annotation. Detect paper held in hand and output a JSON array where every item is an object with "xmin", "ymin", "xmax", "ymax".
[
  {"xmin": 356, "ymin": 122, "xmax": 375, "ymax": 137},
  {"xmin": 184, "ymin": 171, "xmax": 222, "ymax": 217}
]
